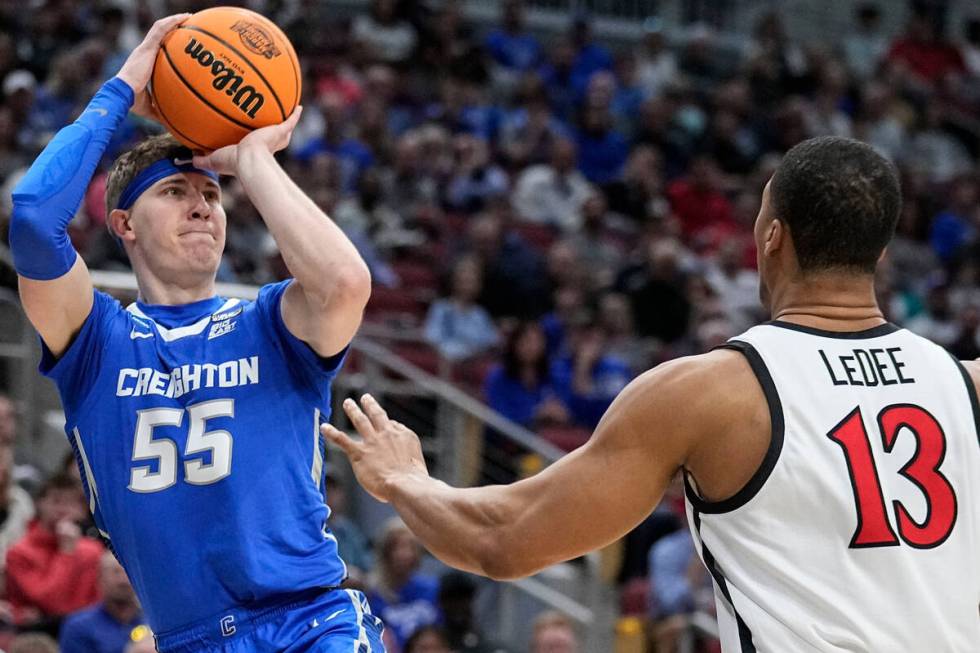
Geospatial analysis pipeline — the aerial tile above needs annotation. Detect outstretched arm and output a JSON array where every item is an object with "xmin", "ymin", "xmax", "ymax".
[
  {"xmin": 323, "ymin": 354, "xmax": 733, "ymax": 579},
  {"xmin": 193, "ymin": 118, "xmax": 371, "ymax": 358},
  {"xmin": 12, "ymin": 15, "xmax": 188, "ymax": 356}
]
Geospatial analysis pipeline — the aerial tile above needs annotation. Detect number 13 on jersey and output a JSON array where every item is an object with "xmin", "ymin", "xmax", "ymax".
[{"xmin": 828, "ymin": 403, "xmax": 958, "ymax": 549}]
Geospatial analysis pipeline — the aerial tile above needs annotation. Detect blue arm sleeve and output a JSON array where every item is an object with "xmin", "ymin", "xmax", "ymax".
[{"xmin": 9, "ymin": 77, "xmax": 134, "ymax": 280}]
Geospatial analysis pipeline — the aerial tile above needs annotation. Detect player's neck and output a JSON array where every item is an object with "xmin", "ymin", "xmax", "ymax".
[
  {"xmin": 136, "ymin": 272, "xmax": 217, "ymax": 306},
  {"xmin": 769, "ymin": 271, "xmax": 886, "ymax": 332}
]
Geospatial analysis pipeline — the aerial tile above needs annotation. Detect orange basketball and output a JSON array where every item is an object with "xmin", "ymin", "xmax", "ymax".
[{"xmin": 150, "ymin": 6, "xmax": 301, "ymax": 151}]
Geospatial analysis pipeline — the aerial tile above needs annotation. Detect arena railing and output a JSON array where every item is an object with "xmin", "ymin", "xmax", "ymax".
[{"xmin": 85, "ymin": 271, "xmax": 613, "ymax": 652}]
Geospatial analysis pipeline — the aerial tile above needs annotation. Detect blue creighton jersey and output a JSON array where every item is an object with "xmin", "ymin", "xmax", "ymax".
[{"xmin": 42, "ymin": 280, "xmax": 349, "ymax": 635}]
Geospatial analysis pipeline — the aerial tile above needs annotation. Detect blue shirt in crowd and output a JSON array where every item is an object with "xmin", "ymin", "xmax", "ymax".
[{"xmin": 59, "ymin": 604, "xmax": 146, "ymax": 653}]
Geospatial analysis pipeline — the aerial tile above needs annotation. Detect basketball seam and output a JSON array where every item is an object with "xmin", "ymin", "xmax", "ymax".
[
  {"xmin": 161, "ymin": 43, "xmax": 257, "ymax": 132},
  {"xmin": 150, "ymin": 80, "xmax": 213, "ymax": 151},
  {"xmin": 178, "ymin": 24, "xmax": 287, "ymax": 121}
]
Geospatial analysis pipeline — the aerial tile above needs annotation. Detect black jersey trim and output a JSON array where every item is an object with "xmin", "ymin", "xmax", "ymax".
[
  {"xmin": 684, "ymin": 340, "xmax": 784, "ymax": 514},
  {"xmin": 764, "ymin": 320, "xmax": 900, "ymax": 339},
  {"xmin": 948, "ymin": 353, "xmax": 980, "ymax": 451},
  {"xmin": 692, "ymin": 510, "xmax": 757, "ymax": 652}
]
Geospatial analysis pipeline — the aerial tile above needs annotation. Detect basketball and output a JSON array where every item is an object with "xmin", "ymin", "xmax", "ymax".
[{"xmin": 150, "ymin": 6, "xmax": 300, "ymax": 151}]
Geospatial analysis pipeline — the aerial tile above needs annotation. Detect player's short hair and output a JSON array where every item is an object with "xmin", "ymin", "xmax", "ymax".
[
  {"xmin": 105, "ymin": 134, "xmax": 187, "ymax": 217},
  {"xmin": 770, "ymin": 136, "xmax": 901, "ymax": 275}
]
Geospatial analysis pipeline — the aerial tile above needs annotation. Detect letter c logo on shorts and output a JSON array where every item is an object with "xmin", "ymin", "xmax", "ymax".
[{"xmin": 220, "ymin": 615, "xmax": 236, "ymax": 637}]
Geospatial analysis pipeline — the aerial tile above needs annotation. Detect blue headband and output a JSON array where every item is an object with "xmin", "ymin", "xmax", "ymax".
[{"xmin": 116, "ymin": 157, "xmax": 220, "ymax": 210}]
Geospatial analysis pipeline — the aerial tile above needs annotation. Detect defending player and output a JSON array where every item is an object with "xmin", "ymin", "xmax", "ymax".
[
  {"xmin": 10, "ymin": 15, "xmax": 384, "ymax": 653},
  {"xmin": 326, "ymin": 137, "xmax": 980, "ymax": 651}
]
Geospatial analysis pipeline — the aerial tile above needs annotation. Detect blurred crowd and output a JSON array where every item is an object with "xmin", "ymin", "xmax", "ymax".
[{"xmin": 1, "ymin": 0, "xmax": 980, "ymax": 651}]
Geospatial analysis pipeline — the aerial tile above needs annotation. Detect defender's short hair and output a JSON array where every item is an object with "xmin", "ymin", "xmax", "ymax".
[
  {"xmin": 105, "ymin": 134, "xmax": 187, "ymax": 217},
  {"xmin": 770, "ymin": 136, "xmax": 901, "ymax": 274}
]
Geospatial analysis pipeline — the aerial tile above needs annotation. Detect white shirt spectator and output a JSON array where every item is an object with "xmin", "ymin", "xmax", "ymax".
[
  {"xmin": 352, "ymin": 14, "xmax": 418, "ymax": 64},
  {"xmin": 512, "ymin": 164, "xmax": 593, "ymax": 232}
]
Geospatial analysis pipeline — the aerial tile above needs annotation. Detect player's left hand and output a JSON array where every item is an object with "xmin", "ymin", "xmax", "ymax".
[
  {"xmin": 191, "ymin": 106, "xmax": 302, "ymax": 176},
  {"xmin": 321, "ymin": 394, "xmax": 429, "ymax": 503}
]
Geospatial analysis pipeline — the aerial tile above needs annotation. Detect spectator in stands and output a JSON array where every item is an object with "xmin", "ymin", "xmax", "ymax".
[
  {"xmin": 438, "ymin": 572, "xmax": 510, "ymax": 653},
  {"xmin": 843, "ymin": 3, "xmax": 889, "ymax": 80},
  {"xmin": 485, "ymin": 0, "xmax": 542, "ymax": 77},
  {"xmin": 6, "ymin": 473, "xmax": 102, "ymax": 632},
  {"xmin": 574, "ymin": 104, "xmax": 629, "ymax": 186},
  {"xmin": 352, "ymin": 0, "xmax": 419, "ymax": 65},
  {"xmin": 468, "ymin": 213, "xmax": 549, "ymax": 320},
  {"xmin": 484, "ymin": 321, "xmax": 569, "ymax": 428},
  {"xmin": 904, "ymin": 99, "xmax": 973, "ymax": 186},
  {"xmin": 295, "ymin": 95, "xmax": 375, "ymax": 191},
  {"xmin": 948, "ymin": 304, "xmax": 980, "ymax": 360},
  {"xmin": 595, "ymin": 292, "xmax": 653, "ymax": 375},
  {"xmin": 8, "ymin": 633, "xmax": 58, "ymax": 653},
  {"xmin": 929, "ymin": 174, "xmax": 978, "ymax": 262},
  {"xmin": 666, "ymin": 155, "xmax": 736, "ymax": 247},
  {"xmin": 704, "ymin": 240, "xmax": 763, "ymax": 333},
  {"xmin": 615, "ymin": 238, "xmax": 692, "ymax": 344},
  {"xmin": 446, "ymin": 135, "xmax": 509, "ymax": 214},
  {"xmin": 512, "ymin": 138, "xmax": 592, "ymax": 231},
  {"xmin": 887, "ymin": 5, "xmax": 965, "ymax": 91},
  {"xmin": 530, "ymin": 611, "xmax": 579, "ymax": 653},
  {"xmin": 0, "ymin": 446, "xmax": 33, "ymax": 569},
  {"xmin": 324, "ymin": 469, "xmax": 373, "ymax": 587},
  {"xmin": 647, "ymin": 529, "xmax": 714, "ymax": 653},
  {"xmin": 635, "ymin": 18, "xmax": 678, "ymax": 98},
  {"xmin": 59, "ymin": 552, "xmax": 144, "ymax": 653},
  {"xmin": 499, "ymin": 91, "xmax": 569, "ymax": 170},
  {"xmin": 550, "ymin": 317, "xmax": 632, "ymax": 429},
  {"xmin": 424, "ymin": 256, "xmax": 499, "ymax": 362},
  {"xmin": 907, "ymin": 284, "xmax": 958, "ymax": 347},
  {"xmin": 404, "ymin": 625, "xmax": 451, "ymax": 653},
  {"xmin": 366, "ymin": 519, "xmax": 441, "ymax": 650},
  {"xmin": 852, "ymin": 81, "xmax": 907, "ymax": 162},
  {"xmin": 568, "ymin": 14, "xmax": 613, "ymax": 94}
]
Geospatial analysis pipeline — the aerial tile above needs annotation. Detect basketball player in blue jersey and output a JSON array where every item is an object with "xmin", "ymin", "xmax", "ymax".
[{"xmin": 9, "ymin": 15, "xmax": 385, "ymax": 653}]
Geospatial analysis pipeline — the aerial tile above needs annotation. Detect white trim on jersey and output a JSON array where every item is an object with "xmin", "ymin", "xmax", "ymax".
[
  {"xmin": 312, "ymin": 408, "xmax": 324, "ymax": 488},
  {"xmin": 73, "ymin": 427, "xmax": 100, "ymax": 514},
  {"xmin": 125, "ymin": 298, "xmax": 241, "ymax": 342},
  {"xmin": 346, "ymin": 589, "xmax": 372, "ymax": 653}
]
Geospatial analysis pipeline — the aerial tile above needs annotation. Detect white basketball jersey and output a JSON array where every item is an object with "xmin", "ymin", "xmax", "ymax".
[{"xmin": 685, "ymin": 321, "xmax": 980, "ymax": 653}]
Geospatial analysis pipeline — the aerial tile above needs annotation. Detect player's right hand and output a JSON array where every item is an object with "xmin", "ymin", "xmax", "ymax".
[
  {"xmin": 321, "ymin": 394, "xmax": 429, "ymax": 503},
  {"xmin": 116, "ymin": 13, "xmax": 191, "ymax": 121}
]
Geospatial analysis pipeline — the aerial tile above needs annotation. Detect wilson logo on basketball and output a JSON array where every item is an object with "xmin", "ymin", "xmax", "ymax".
[
  {"xmin": 183, "ymin": 37, "xmax": 265, "ymax": 119},
  {"xmin": 229, "ymin": 20, "xmax": 281, "ymax": 59}
]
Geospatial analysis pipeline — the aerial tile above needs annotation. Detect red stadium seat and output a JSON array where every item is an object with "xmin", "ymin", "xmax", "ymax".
[
  {"xmin": 365, "ymin": 285, "xmax": 429, "ymax": 324},
  {"xmin": 511, "ymin": 222, "xmax": 558, "ymax": 251},
  {"xmin": 619, "ymin": 576, "xmax": 650, "ymax": 616}
]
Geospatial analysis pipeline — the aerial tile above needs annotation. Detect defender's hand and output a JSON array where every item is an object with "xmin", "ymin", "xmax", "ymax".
[
  {"xmin": 117, "ymin": 14, "xmax": 190, "ymax": 121},
  {"xmin": 191, "ymin": 106, "xmax": 302, "ymax": 175},
  {"xmin": 321, "ymin": 394, "xmax": 429, "ymax": 503}
]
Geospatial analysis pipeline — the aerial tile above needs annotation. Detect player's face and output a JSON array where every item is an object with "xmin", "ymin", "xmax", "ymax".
[{"xmin": 128, "ymin": 172, "xmax": 227, "ymax": 282}]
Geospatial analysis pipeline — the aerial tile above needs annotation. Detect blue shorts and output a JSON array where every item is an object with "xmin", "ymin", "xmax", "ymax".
[{"xmin": 155, "ymin": 589, "xmax": 386, "ymax": 653}]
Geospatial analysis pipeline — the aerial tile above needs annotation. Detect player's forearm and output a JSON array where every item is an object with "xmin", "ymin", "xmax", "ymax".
[
  {"xmin": 10, "ymin": 78, "xmax": 133, "ymax": 280},
  {"xmin": 386, "ymin": 472, "xmax": 531, "ymax": 580},
  {"xmin": 235, "ymin": 146, "xmax": 370, "ymax": 305}
]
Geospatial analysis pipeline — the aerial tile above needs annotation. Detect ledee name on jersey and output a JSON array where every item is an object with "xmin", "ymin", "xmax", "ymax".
[
  {"xmin": 818, "ymin": 346, "xmax": 915, "ymax": 388},
  {"xmin": 116, "ymin": 356, "xmax": 260, "ymax": 398}
]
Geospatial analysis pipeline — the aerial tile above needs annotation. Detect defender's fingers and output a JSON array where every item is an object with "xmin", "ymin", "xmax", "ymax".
[
  {"xmin": 343, "ymin": 398, "xmax": 377, "ymax": 438},
  {"xmin": 320, "ymin": 423, "xmax": 359, "ymax": 456},
  {"xmin": 360, "ymin": 394, "xmax": 389, "ymax": 431}
]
